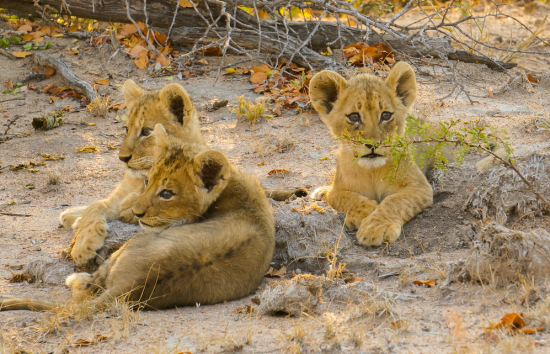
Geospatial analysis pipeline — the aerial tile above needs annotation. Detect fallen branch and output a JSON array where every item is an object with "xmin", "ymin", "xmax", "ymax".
[
  {"xmin": 0, "ymin": 48, "xmax": 16, "ymax": 60},
  {"xmin": 0, "ymin": 212, "xmax": 32, "ymax": 217},
  {"xmin": 0, "ymin": 97, "xmax": 26, "ymax": 103},
  {"xmin": 33, "ymin": 53, "xmax": 96, "ymax": 101}
]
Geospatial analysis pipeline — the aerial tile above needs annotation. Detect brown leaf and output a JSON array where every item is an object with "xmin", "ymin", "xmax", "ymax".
[
  {"xmin": 528, "ymin": 74, "xmax": 539, "ymax": 84},
  {"xmin": 96, "ymin": 78, "xmax": 110, "ymax": 86},
  {"xmin": 179, "ymin": 0, "xmax": 196, "ymax": 7},
  {"xmin": 202, "ymin": 47, "xmax": 222, "ymax": 56},
  {"xmin": 67, "ymin": 25, "xmax": 78, "ymax": 32},
  {"xmin": 444, "ymin": 309, "xmax": 467, "ymax": 338},
  {"xmin": 129, "ymin": 44, "xmax": 148, "ymax": 58},
  {"xmin": 4, "ymin": 79, "xmax": 14, "ymax": 89},
  {"xmin": 266, "ymin": 266, "xmax": 286, "ymax": 277},
  {"xmin": 74, "ymin": 334, "xmax": 108, "ymax": 347},
  {"xmin": 196, "ymin": 58, "xmax": 209, "ymax": 65},
  {"xmin": 21, "ymin": 34, "xmax": 33, "ymax": 41},
  {"xmin": 413, "ymin": 279, "xmax": 436, "ymax": 287},
  {"xmin": 110, "ymin": 103, "xmax": 127, "ymax": 111},
  {"xmin": 267, "ymin": 169, "xmax": 290, "ymax": 176},
  {"xmin": 12, "ymin": 52, "xmax": 33, "ymax": 58},
  {"xmin": 519, "ymin": 328, "xmax": 544, "ymax": 334},
  {"xmin": 156, "ymin": 54, "xmax": 171, "ymax": 67},
  {"xmin": 251, "ymin": 72, "xmax": 268, "ymax": 84},
  {"xmin": 48, "ymin": 86, "xmax": 70, "ymax": 95},
  {"xmin": 252, "ymin": 64, "xmax": 271, "ymax": 73},
  {"xmin": 42, "ymin": 84, "xmax": 55, "ymax": 93},
  {"xmin": 44, "ymin": 66, "xmax": 56, "ymax": 79},
  {"xmin": 134, "ymin": 56, "xmax": 148, "ymax": 70},
  {"xmin": 17, "ymin": 24, "xmax": 33, "ymax": 33},
  {"xmin": 487, "ymin": 313, "xmax": 525, "ymax": 330},
  {"xmin": 75, "ymin": 146, "xmax": 99, "ymax": 153}
]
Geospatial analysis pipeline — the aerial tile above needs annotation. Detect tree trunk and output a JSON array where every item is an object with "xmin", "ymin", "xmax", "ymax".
[{"xmin": 3, "ymin": 0, "xmax": 515, "ymax": 71}]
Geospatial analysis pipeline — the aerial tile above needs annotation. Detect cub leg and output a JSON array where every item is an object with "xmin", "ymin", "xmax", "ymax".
[
  {"xmin": 327, "ymin": 189, "xmax": 378, "ymax": 230},
  {"xmin": 357, "ymin": 184, "xmax": 433, "ymax": 247},
  {"xmin": 475, "ymin": 148, "xmax": 508, "ymax": 173},
  {"xmin": 118, "ymin": 191, "xmax": 142, "ymax": 224},
  {"xmin": 311, "ymin": 185, "xmax": 332, "ymax": 201},
  {"xmin": 59, "ymin": 206, "xmax": 88, "ymax": 229},
  {"xmin": 66, "ymin": 172, "xmax": 143, "ymax": 265}
]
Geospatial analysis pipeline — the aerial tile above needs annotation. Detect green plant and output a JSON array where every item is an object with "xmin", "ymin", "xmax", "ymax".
[
  {"xmin": 22, "ymin": 39, "xmax": 51, "ymax": 51},
  {"xmin": 0, "ymin": 35, "xmax": 21, "ymax": 49},
  {"xmin": 232, "ymin": 96, "xmax": 267, "ymax": 123},
  {"xmin": 2, "ymin": 82, "xmax": 23, "ymax": 94}
]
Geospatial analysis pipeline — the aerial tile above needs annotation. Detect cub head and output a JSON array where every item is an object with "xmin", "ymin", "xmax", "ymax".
[
  {"xmin": 132, "ymin": 124, "xmax": 231, "ymax": 230},
  {"xmin": 309, "ymin": 62, "xmax": 417, "ymax": 169},
  {"xmin": 119, "ymin": 80, "xmax": 204, "ymax": 177}
]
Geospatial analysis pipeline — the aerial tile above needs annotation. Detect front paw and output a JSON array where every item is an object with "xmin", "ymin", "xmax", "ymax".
[
  {"xmin": 356, "ymin": 217, "xmax": 402, "ymax": 247},
  {"xmin": 59, "ymin": 206, "xmax": 88, "ymax": 229},
  {"xmin": 119, "ymin": 208, "xmax": 139, "ymax": 224},
  {"xmin": 70, "ymin": 219, "xmax": 109, "ymax": 264},
  {"xmin": 344, "ymin": 210, "xmax": 366, "ymax": 230}
]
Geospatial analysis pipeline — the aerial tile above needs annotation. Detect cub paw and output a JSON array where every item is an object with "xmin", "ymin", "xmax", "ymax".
[
  {"xmin": 356, "ymin": 218, "xmax": 402, "ymax": 247},
  {"xmin": 311, "ymin": 186, "xmax": 331, "ymax": 201},
  {"xmin": 59, "ymin": 206, "xmax": 88, "ymax": 229},
  {"xmin": 344, "ymin": 210, "xmax": 366, "ymax": 230},
  {"xmin": 119, "ymin": 208, "xmax": 139, "ymax": 224},
  {"xmin": 66, "ymin": 272, "xmax": 93, "ymax": 301},
  {"xmin": 70, "ymin": 219, "xmax": 109, "ymax": 265}
]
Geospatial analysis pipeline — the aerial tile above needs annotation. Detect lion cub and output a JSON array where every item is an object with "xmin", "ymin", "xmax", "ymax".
[
  {"xmin": 1, "ymin": 124, "xmax": 274, "ymax": 311},
  {"xmin": 309, "ymin": 62, "xmax": 432, "ymax": 247}
]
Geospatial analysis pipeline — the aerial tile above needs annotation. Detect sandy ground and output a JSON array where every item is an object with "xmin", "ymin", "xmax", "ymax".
[{"xmin": 2, "ymin": 4, "xmax": 550, "ymax": 354}]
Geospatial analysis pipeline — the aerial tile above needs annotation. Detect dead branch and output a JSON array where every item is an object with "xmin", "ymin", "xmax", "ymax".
[{"xmin": 33, "ymin": 53, "xmax": 96, "ymax": 101}]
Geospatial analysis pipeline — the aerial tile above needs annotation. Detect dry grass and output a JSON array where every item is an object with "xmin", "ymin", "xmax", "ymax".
[
  {"xmin": 87, "ymin": 95, "xmax": 111, "ymax": 117},
  {"xmin": 232, "ymin": 95, "xmax": 267, "ymax": 123},
  {"xmin": 47, "ymin": 170, "xmax": 61, "ymax": 185}
]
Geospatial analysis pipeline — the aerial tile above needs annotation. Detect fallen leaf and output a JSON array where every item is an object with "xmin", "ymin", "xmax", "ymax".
[
  {"xmin": 252, "ymin": 64, "xmax": 271, "ymax": 73},
  {"xmin": 413, "ymin": 279, "xmax": 436, "ymax": 287},
  {"xmin": 4, "ymin": 79, "xmax": 14, "ymax": 89},
  {"xmin": 44, "ymin": 66, "xmax": 55, "ymax": 79},
  {"xmin": 527, "ymin": 74, "xmax": 539, "ymax": 84},
  {"xmin": 318, "ymin": 157, "xmax": 329, "ymax": 161},
  {"xmin": 96, "ymin": 78, "xmax": 110, "ymax": 86},
  {"xmin": 109, "ymin": 103, "xmax": 126, "ymax": 111},
  {"xmin": 17, "ymin": 24, "xmax": 33, "ymax": 33},
  {"xmin": 519, "ymin": 328, "xmax": 544, "ymax": 334},
  {"xmin": 134, "ymin": 56, "xmax": 148, "ymax": 70},
  {"xmin": 12, "ymin": 52, "xmax": 33, "ymax": 58},
  {"xmin": 202, "ymin": 46, "xmax": 222, "ymax": 56},
  {"xmin": 73, "ymin": 334, "xmax": 108, "ymax": 347},
  {"xmin": 257, "ymin": 162, "xmax": 265, "ymax": 166},
  {"xmin": 42, "ymin": 84, "xmax": 55, "ymax": 93},
  {"xmin": 488, "ymin": 88, "xmax": 494, "ymax": 98},
  {"xmin": 179, "ymin": 0, "xmax": 196, "ymax": 7},
  {"xmin": 251, "ymin": 72, "xmax": 268, "ymax": 84},
  {"xmin": 266, "ymin": 266, "xmax": 286, "ymax": 277},
  {"xmin": 75, "ymin": 146, "xmax": 98, "ymax": 153},
  {"xmin": 268, "ymin": 169, "xmax": 290, "ymax": 176},
  {"xmin": 86, "ymin": 123, "xmax": 97, "ymax": 126},
  {"xmin": 67, "ymin": 25, "xmax": 78, "ymax": 33},
  {"xmin": 487, "ymin": 313, "xmax": 525, "ymax": 330},
  {"xmin": 21, "ymin": 34, "xmax": 33, "ymax": 41},
  {"xmin": 49, "ymin": 97, "xmax": 61, "ymax": 103},
  {"xmin": 48, "ymin": 86, "xmax": 70, "ymax": 95},
  {"xmin": 156, "ymin": 54, "xmax": 171, "ymax": 67},
  {"xmin": 196, "ymin": 58, "xmax": 209, "ymax": 65},
  {"xmin": 445, "ymin": 309, "xmax": 467, "ymax": 338}
]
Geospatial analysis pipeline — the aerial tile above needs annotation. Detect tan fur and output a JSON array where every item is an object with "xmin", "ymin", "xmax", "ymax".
[
  {"xmin": 4, "ymin": 125, "xmax": 274, "ymax": 311},
  {"xmin": 61, "ymin": 81, "xmax": 304, "ymax": 265},
  {"xmin": 60, "ymin": 81, "xmax": 205, "ymax": 264},
  {"xmin": 309, "ymin": 62, "xmax": 433, "ymax": 247}
]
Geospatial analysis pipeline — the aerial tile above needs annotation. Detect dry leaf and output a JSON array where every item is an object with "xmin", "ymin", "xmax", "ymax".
[
  {"xmin": 257, "ymin": 162, "xmax": 265, "ymax": 166},
  {"xmin": 109, "ymin": 103, "xmax": 126, "ymax": 111},
  {"xmin": 179, "ymin": 0, "xmax": 196, "ymax": 7},
  {"xmin": 67, "ymin": 25, "xmax": 78, "ymax": 32},
  {"xmin": 268, "ymin": 169, "xmax": 290, "ymax": 176},
  {"xmin": 17, "ymin": 24, "xmax": 33, "ymax": 33},
  {"xmin": 202, "ymin": 46, "xmax": 222, "ymax": 56},
  {"xmin": 527, "ymin": 74, "xmax": 539, "ymax": 84},
  {"xmin": 4, "ymin": 79, "xmax": 14, "ymax": 89},
  {"xmin": 75, "ymin": 146, "xmax": 98, "ymax": 153},
  {"xmin": 487, "ymin": 313, "xmax": 525, "ymax": 330},
  {"xmin": 21, "ymin": 34, "xmax": 33, "ymax": 41},
  {"xmin": 134, "ymin": 56, "xmax": 148, "ymax": 70},
  {"xmin": 44, "ymin": 66, "xmax": 55, "ymax": 79},
  {"xmin": 252, "ymin": 64, "xmax": 271, "ymax": 73},
  {"xmin": 413, "ymin": 279, "xmax": 436, "ymax": 287},
  {"xmin": 519, "ymin": 328, "xmax": 544, "ymax": 334},
  {"xmin": 156, "ymin": 54, "xmax": 171, "ymax": 67},
  {"xmin": 488, "ymin": 88, "xmax": 494, "ymax": 98},
  {"xmin": 266, "ymin": 266, "xmax": 286, "ymax": 277},
  {"xmin": 445, "ymin": 309, "xmax": 467, "ymax": 338},
  {"xmin": 96, "ymin": 78, "xmax": 110, "ymax": 86},
  {"xmin": 12, "ymin": 52, "xmax": 33, "ymax": 58},
  {"xmin": 48, "ymin": 86, "xmax": 70, "ymax": 95},
  {"xmin": 251, "ymin": 72, "xmax": 268, "ymax": 84},
  {"xmin": 74, "ymin": 334, "xmax": 108, "ymax": 346},
  {"xmin": 196, "ymin": 59, "xmax": 209, "ymax": 65}
]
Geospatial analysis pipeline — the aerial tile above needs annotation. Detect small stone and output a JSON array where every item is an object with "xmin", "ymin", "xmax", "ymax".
[{"xmin": 295, "ymin": 268, "xmax": 302, "ymax": 274}]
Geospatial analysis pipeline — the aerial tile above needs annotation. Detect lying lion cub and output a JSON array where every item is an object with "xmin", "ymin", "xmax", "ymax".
[
  {"xmin": 1, "ymin": 124, "xmax": 274, "ymax": 311},
  {"xmin": 61, "ymin": 80, "xmax": 304, "ymax": 265},
  {"xmin": 309, "ymin": 62, "xmax": 432, "ymax": 247}
]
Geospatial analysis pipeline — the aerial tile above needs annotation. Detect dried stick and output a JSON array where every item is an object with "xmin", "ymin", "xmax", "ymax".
[{"xmin": 124, "ymin": 0, "xmax": 160, "ymax": 56}]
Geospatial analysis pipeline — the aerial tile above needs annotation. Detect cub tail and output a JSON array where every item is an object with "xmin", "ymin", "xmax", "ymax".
[
  {"xmin": 0, "ymin": 298, "xmax": 54, "ymax": 312},
  {"xmin": 264, "ymin": 188, "xmax": 308, "ymax": 201}
]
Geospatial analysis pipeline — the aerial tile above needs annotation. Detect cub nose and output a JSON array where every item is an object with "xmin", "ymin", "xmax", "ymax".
[
  {"xmin": 133, "ymin": 210, "xmax": 145, "ymax": 218},
  {"xmin": 363, "ymin": 143, "xmax": 374, "ymax": 150},
  {"xmin": 119, "ymin": 155, "xmax": 132, "ymax": 163}
]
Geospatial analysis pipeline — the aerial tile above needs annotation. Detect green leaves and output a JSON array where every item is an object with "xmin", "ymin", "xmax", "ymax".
[{"xmin": 0, "ymin": 36, "xmax": 21, "ymax": 49}]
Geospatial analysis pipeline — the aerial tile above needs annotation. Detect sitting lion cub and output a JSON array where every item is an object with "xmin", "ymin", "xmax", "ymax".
[
  {"xmin": 1, "ymin": 124, "xmax": 274, "ymax": 311},
  {"xmin": 309, "ymin": 62, "xmax": 432, "ymax": 247}
]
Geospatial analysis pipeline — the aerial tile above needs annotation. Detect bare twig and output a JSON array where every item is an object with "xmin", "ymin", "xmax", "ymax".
[{"xmin": 124, "ymin": 0, "xmax": 160, "ymax": 56}]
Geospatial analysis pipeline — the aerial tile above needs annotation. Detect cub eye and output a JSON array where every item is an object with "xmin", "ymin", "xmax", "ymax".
[
  {"xmin": 123, "ymin": 126, "xmax": 128, "ymax": 135},
  {"xmin": 144, "ymin": 177, "xmax": 148, "ymax": 187},
  {"xmin": 159, "ymin": 189, "xmax": 174, "ymax": 200},
  {"xmin": 380, "ymin": 112, "xmax": 393, "ymax": 122},
  {"xmin": 140, "ymin": 128, "xmax": 152, "ymax": 137},
  {"xmin": 347, "ymin": 113, "xmax": 361, "ymax": 123}
]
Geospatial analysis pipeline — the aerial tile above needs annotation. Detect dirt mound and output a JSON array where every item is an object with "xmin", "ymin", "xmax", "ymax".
[
  {"xmin": 464, "ymin": 154, "xmax": 550, "ymax": 224},
  {"xmin": 463, "ymin": 222, "xmax": 550, "ymax": 285},
  {"xmin": 11, "ymin": 257, "xmax": 73, "ymax": 285}
]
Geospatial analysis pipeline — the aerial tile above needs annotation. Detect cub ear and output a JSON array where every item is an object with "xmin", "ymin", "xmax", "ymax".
[
  {"xmin": 309, "ymin": 71, "xmax": 347, "ymax": 117},
  {"xmin": 123, "ymin": 80, "xmax": 144, "ymax": 107},
  {"xmin": 193, "ymin": 150, "xmax": 231, "ymax": 192},
  {"xmin": 385, "ymin": 62, "xmax": 417, "ymax": 108},
  {"xmin": 153, "ymin": 123, "xmax": 169, "ymax": 158},
  {"xmin": 159, "ymin": 84, "xmax": 194, "ymax": 125}
]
